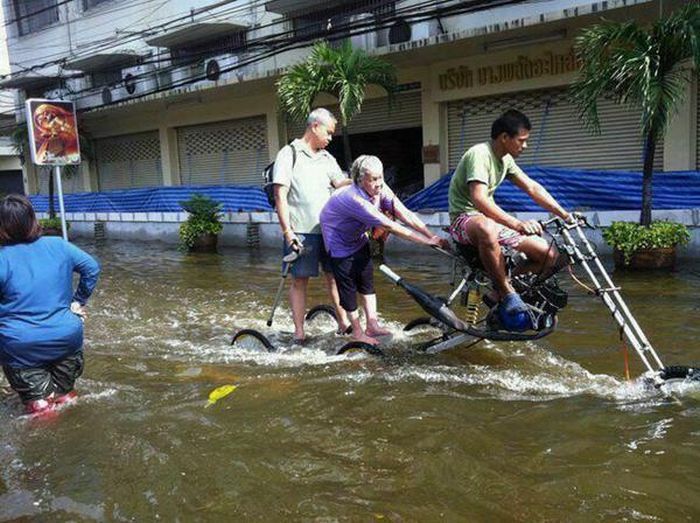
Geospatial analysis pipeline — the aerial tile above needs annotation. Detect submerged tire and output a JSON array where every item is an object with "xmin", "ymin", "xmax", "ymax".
[
  {"xmin": 336, "ymin": 341, "xmax": 384, "ymax": 357},
  {"xmin": 403, "ymin": 317, "xmax": 435, "ymax": 332},
  {"xmin": 305, "ymin": 304, "xmax": 337, "ymax": 322},
  {"xmin": 230, "ymin": 329, "xmax": 275, "ymax": 352}
]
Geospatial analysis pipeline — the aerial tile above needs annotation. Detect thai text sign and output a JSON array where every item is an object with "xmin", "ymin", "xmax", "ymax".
[
  {"xmin": 25, "ymin": 99, "xmax": 81, "ymax": 165},
  {"xmin": 438, "ymin": 49, "xmax": 579, "ymax": 91}
]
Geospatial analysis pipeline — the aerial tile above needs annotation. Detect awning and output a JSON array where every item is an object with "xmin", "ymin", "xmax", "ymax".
[
  {"xmin": 145, "ymin": 22, "xmax": 247, "ymax": 48},
  {"xmin": 64, "ymin": 52, "xmax": 142, "ymax": 72},
  {"xmin": 0, "ymin": 74, "xmax": 63, "ymax": 89}
]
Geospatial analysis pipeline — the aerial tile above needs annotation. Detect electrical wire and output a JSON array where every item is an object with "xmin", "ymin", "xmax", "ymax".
[{"xmin": 0, "ymin": 0, "xmax": 532, "ymax": 119}]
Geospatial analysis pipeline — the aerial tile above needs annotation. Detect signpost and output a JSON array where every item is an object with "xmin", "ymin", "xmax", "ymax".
[{"xmin": 24, "ymin": 99, "xmax": 81, "ymax": 241}]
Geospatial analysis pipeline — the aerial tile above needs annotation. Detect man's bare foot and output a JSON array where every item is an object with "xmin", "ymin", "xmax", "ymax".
[
  {"xmin": 366, "ymin": 325, "xmax": 391, "ymax": 337},
  {"xmin": 352, "ymin": 330, "xmax": 379, "ymax": 345},
  {"xmin": 337, "ymin": 323, "xmax": 352, "ymax": 335},
  {"xmin": 365, "ymin": 319, "xmax": 391, "ymax": 337},
  {"xmin": 293, "ymin": 330, "xmax": 305, "ymax": 344}
]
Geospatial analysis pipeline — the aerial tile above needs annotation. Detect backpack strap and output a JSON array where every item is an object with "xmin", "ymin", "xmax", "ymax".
[{"xmin": 287, "ymin": 142, "xmax": 298, "ymax": 172}]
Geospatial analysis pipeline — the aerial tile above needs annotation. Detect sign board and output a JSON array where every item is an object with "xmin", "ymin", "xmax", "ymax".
[{"xmin": 25, "ymin": 99, "xmax": 81, "ymax": 166}]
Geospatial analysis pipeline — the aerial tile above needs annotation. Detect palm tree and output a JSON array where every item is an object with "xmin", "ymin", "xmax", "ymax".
[
  {"xmin": 570, "ymin": 3, "xmax": 700, "ymax": 226},
  {"xmin": 277, "ymin": 40, "xmax": 397, "ymax": 168}
]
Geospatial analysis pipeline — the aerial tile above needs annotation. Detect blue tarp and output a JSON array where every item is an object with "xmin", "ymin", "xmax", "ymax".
[
  {"xmin": 404, "ymin": 167, "xmax": 700, "ymax": 212},
  {"xmin": 29, "ymin": 185, "xmax": 272, "ymax": 213},
  {"xmin": 28, "ymin": 167, "xmax": 700, "ymax": 214}
]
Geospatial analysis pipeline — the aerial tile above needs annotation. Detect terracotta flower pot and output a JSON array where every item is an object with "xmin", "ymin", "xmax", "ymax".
[
  {"xmin": 613, "ymin": 246, "xmax": 677, "ymax": 270},
  {"xmin": 189, "ymin": 233, "xmax": 218, "ymax": 253}
]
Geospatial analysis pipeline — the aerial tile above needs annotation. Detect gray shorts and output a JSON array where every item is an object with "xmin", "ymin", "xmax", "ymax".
[
  {"xmin": 3, "ymin": 351, "xmax": 84, "ymax": 403},
  {"xmin": 282, "ymin": 233, "xmax": 332, "ymax": 278}
]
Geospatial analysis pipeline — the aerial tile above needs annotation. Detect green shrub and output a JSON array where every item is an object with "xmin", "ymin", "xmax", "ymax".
[
  {"xmin": 602, "ymin": 221, "xmax": 690, "ymax": 263},
  {"xmin": 178, "ymin": 194, "xmax": 223, "ymax": 250},
  {"xmin": 39, "ymin": 217, "xmax": 71, "ymax": 231}
]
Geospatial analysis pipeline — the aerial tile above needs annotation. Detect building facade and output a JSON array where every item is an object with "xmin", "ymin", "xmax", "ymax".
[{"xmin": 0, "ymin": 0, "xmax": 696, "ymax": 201}]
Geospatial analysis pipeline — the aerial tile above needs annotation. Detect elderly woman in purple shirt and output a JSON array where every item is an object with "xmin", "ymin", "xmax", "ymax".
[{"xmin": 320, "ymin": 155, "xmax": 449, "ymax": 345}]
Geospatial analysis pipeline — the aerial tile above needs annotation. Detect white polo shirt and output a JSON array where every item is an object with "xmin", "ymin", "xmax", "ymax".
[{"xmin": 272, "ymin": 138, "xmax": 345, "ymax": 234}]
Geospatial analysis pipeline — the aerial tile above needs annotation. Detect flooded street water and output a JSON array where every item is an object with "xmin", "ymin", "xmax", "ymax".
[{"xmin": 1, "ymin": 240, "xmax": 700, "ymax": 521}]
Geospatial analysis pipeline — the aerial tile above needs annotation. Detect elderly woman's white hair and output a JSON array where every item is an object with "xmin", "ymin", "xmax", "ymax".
[
  {"xmin": 306, "ymin": 108, "xmax": 337, "ymax": 128},
  {"xmin": 351, "ymin": 155, "xmax": 383, "ymax": 184}
]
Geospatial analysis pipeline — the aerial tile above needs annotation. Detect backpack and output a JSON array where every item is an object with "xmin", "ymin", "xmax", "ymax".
[{"xmin": 262, "ymin": 144, "xmax": 297, "ymax": 209}]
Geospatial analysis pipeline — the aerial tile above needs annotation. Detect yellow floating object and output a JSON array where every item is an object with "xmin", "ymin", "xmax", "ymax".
[{"xmin": 206, "ymin": 384, "xmax": 237, "ymax": 407}]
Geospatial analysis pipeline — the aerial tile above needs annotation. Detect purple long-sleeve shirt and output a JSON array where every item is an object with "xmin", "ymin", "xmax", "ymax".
[{"xmin": 320, "ymin": 184, "xmax": 395, "ymax": 258}]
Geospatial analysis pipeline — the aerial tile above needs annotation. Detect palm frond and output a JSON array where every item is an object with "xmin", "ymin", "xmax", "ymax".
[
  {"xmin": 571, "ymin": 3, "xmax": 700, "ymax": 138},
  {"xmin": 276, "ymin": 40, "xmax": 397, "ymax": 128}
]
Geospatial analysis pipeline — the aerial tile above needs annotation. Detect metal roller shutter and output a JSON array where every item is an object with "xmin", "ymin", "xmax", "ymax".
[
  {"xmin": 177, "ymin": 116, "xmax": 268, "ymax": 186},
  {"xmin": 286, "ymin": 91, "xmax": 422, "ymax": 141},
  {"xmin": 36, "ymin": 166, "xmax": 85, "ymax": 195},
  {"xmin": 447, "ymin": 88, "xmax": 664, "ymax": 172},
  {"xmin": 96, "ymin": 131, "xmax": 162, "ymax": 190}
]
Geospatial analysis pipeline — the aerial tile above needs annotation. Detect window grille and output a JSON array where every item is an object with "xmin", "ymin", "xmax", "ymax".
[
  {"xmin": 291, "ymin": 0, "xmax": 395, "ymax": 40},
  {"xmin": 170, "ymin": 32, "xmax": 247, "ymax": 67},
  {"xmin": 13, "ymin": 0, "xmax": 59, "ymax": 36}
]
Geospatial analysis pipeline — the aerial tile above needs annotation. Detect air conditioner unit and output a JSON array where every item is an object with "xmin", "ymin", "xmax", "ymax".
[
  {"xmin": 120, "ymin": 63, "xmax": 157, "ymax": 97},
  {"xmin": 75, "ymin": 91, "xmax": 102, "ymax": 110},
  {"xmin": 204, "ymin": 54, "xmax": 240, "ymax": 82},
  {"xmin": 171, "ymin": 61, "xmax": 205, "ymax": 88},
  {"xmin": 410, "ymin": 19, "xmax": 441, "ymax": 40},
  {"xmin": 156, "ymin": 68, "xmax": 172, "ymax": 89},
  {"xmin": 101, "ymin": 86, "xmax": 113, "ymax": 104},
  {"xmin": 349, "ymin": 13, "xmax": 378, "ymax": 50},
  {"xmin": 387, "ymin": 18, "xmax": 441, "ymax": 45},
  {"xmin": 43, "ymin": 87, "xmax": 69, "ymax": 100}
]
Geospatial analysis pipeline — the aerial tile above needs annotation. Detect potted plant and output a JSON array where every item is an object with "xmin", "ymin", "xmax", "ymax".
[
  {"xmin": 179, "ymin": 194, "xmax": 224, "ymax": 252},
  {"xmin": 603, "ymin": 221, "xmax": 690, "ymax": 269},
  {"xmin": 39, "ymin": 216, "xmax": 71, "ymax": 237},
  {"xmin": 570, "ymin": 4, "xmax": 698, "ymax": 268}
]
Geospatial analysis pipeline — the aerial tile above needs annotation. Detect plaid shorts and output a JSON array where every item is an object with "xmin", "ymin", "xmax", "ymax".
[{"xmin": 449, "ymin": 213, "xmax": 524, "ymax": 248}]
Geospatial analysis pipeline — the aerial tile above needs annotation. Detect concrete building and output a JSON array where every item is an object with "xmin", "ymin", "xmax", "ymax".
[
  {"xmin": 0, "ymin": 3, "xmax": 23, "ymax": 194},
  {"xmin": 0, "ymin": 0, "xmax": 697, "ymax": 249}
]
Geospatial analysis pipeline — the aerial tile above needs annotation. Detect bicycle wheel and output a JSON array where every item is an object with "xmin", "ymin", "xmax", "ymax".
[
  {"xmin": 336, "ymin": 341, "xmax": 384, "ymax": 357},
  {"xmin": 230, "ymin": 329, "xmax": 275, "ymax": 352}
]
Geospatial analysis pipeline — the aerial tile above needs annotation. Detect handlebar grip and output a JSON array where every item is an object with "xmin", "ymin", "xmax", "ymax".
[{"xmin": 379, "ymin": 264, "xmax": 402, "ymax": 284}]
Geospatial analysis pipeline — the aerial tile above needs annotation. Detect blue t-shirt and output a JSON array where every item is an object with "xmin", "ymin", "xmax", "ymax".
[{"xmin": 0, "ymin": 237, "xmax": 100, "ymax": 368}]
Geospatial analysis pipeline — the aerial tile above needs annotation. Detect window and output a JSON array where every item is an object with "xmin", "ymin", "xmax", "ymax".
[
  {"xmin": 82, "ymin": 0, "xmax": 114, "ymax": 10},
  {"xmin": 13, "ymin": 0, "xmax": 59, "ymax": 36},
  {"xmin": 170, "ymin": 32, "xmax": 247, "ymax": 67}
]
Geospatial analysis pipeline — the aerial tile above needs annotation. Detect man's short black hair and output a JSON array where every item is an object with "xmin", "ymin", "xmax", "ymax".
[{"xmin": 491, "ymin": 109, "xmax": 531, "ymax": 140}]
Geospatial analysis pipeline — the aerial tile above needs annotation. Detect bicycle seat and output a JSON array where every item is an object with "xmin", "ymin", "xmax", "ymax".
[
  {"xmin": 452, "ymin": 240, "xmax": 526, "ymax": 274},
  {"xmin": 453, "ymin": 241, "xmax": 483, "ymax": 269}
]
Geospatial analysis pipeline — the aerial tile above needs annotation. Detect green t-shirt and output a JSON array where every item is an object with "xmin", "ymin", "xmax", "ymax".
[{"xmin": 448, "ymin": 142, "xmax": 525, "ymax": 221}]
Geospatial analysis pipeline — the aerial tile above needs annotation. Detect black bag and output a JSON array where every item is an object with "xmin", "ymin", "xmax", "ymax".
[{"xmin": 262, "ymin": 144, "xmax": 297, "ymax": 209}]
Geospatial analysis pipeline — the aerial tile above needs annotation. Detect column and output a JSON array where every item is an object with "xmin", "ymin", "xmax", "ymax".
[
  {"xmin": 159, "ymin": 126, "xmax": 181, "ymax": 186},
  {"xmin": 420, "ymin": 68, "xmax": 443, "ymax": 187}
]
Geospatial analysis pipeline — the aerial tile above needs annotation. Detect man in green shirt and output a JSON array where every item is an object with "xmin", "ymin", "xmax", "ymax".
[{"xmin": 448, "ymin": 109, "xmax": 572, "ymax": 320}]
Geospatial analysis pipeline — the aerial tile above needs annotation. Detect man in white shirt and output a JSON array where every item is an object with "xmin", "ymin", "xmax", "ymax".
[{"xmin": 273, "ymin": 108, "xmax": 352, "ymax": 342}]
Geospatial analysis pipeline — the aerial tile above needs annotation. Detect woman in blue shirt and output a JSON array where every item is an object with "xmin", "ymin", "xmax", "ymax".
[{"xmin": 0, "ymin": 195, "xmax": 100, "ymax": 415}]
